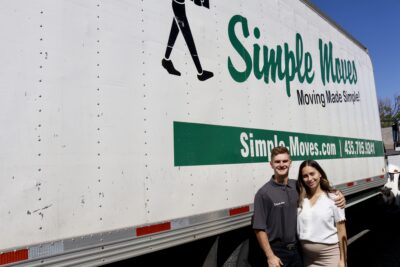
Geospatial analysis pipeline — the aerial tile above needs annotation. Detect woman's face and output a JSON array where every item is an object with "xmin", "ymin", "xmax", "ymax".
[{"xmin": 301, "ymin": 166, "xmax": 321, "ymax": 190}]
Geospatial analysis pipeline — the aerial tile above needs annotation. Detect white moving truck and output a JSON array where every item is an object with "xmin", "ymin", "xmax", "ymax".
[{"xmin": 0, "ymin": 0, "xmax": 385, "ymax": 266}]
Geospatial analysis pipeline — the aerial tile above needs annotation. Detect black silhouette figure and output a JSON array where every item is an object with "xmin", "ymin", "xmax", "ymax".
[
  {"xmin": 162, "ymin": 0, "xmax": 213, "ymax": 81},
  {"xmin": 392, "ymin": 119, "xmax": 399, "ymax": 148}
]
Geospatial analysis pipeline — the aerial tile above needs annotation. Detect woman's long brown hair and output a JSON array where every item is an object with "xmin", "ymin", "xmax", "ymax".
[{"xmin": 297, "ymin": 160, "xmax": 335, "ymax": 209}]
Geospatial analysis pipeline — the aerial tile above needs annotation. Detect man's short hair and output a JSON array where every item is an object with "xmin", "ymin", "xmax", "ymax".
[{"xmin": 270, "ymin": 146, "xmax": 290, "ymax": 161}]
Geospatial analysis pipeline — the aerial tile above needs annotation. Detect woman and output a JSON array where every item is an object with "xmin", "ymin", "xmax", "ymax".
[{"xmin": 296, "ymin": 160, "xmax": 347, "ymax": 267}]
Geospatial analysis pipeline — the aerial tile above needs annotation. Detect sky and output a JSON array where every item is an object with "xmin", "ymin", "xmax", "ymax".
[{"xmin": 309, "ymin": 0, "xmax": 400, "ymax": 100}]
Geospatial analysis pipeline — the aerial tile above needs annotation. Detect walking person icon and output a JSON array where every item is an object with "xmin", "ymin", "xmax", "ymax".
[{"xmin": 162, "ymin": 0, "xmax": 214, "ymax": 81}]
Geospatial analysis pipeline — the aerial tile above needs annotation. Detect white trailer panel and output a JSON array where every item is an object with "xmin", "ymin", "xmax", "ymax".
[{"xmin": 0, "ymin": 0, "xmax": 385, "ymax": 265}]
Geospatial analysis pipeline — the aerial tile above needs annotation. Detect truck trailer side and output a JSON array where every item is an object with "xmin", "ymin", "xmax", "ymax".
[{"xmin": 0, "ymin": 0, "xmax": 385, "ymax": 266}]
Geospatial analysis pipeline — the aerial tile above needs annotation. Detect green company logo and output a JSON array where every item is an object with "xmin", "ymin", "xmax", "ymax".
[
  {"xmin": 174, "ymin": 121, "xmax": 384, "ymax": 167},
  {"xmin": 227, "ymin": 15, "xmax": 358, "ymax": 97}
]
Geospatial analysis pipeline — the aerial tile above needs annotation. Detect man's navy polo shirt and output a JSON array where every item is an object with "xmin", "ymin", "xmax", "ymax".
[{"xmin": 253, "ymin": 177, "xmax": 299, "ymax": 243}]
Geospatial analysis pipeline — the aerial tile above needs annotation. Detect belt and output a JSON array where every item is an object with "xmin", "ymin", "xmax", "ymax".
[{"xmin": 270, "ymin": 240, "xmax": 297, "ymax": 251}]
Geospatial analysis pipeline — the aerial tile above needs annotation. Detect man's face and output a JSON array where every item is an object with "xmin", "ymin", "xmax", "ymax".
[{"xmin": 270, "ymin": 153, "xmax": 291, "ymax": 178}]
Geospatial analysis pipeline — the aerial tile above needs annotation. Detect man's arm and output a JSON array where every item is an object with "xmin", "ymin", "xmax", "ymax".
[
  {"xmin": 334, "ymin": 190, "xmax": 346, "ymax": 208},
  {"xmin": 254, "ymin": 230, "xmax": 282, "ymax": 267}
]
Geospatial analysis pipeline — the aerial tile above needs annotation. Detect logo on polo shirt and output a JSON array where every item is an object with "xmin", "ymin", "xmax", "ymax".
[{"xmin": 274, "ymin": 201, "xmax": 285, "ymax": 207}]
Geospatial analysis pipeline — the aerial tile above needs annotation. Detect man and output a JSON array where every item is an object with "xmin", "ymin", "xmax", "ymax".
[
  {"xmin": 253, "ymin": 146, "xmax": 345, "ymax": 267},
  {"xmin": 392, "ymin": 119, "xmax": 399, "ymax": 148}
]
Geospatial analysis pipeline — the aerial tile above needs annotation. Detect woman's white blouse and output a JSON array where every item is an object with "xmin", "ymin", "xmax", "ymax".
[{"xmin": 297, "ymin": 193, "xmax": 346, "ymax": 244}]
